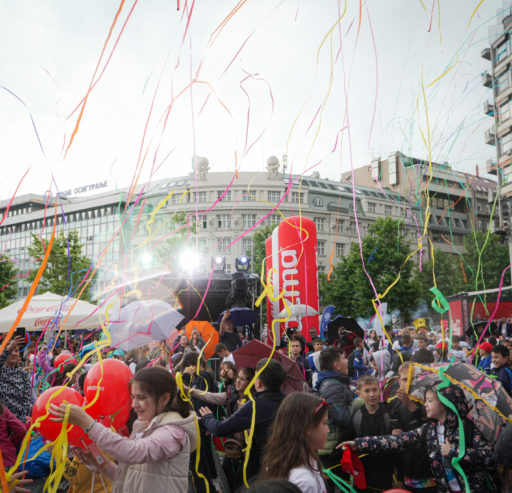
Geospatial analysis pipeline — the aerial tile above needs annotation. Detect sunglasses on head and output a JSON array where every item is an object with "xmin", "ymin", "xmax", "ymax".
[{"xmin": 313, "ymin": 399, "xmax": 330, "ymax": 416}]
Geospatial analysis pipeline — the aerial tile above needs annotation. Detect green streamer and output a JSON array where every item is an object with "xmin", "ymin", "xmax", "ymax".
[{"xmin": 436, "ymin": 365, "xmax": 470, "ymax": 493}]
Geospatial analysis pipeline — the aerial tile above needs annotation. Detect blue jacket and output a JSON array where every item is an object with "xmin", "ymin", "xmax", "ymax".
[{"xmin": 477, "ymin": 354, "xmax": 492, "ymax": 373}]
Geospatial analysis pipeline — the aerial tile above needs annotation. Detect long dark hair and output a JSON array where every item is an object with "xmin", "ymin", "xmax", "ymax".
[
  {"xmin": 260, "ymin": 392, "xmax": 327, "ymax": 481},
  {"xmin": 132, "ymin": 366, "xmax": 191, "ymax": 418}
]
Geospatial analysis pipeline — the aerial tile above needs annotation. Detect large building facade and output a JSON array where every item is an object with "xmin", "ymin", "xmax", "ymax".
[
  {"xmin": 0, "ymin": 153, "xmax": 495, "ymax": 302},
  {"xmin": 482, "ymin": 3, "xmax": 512, "ymax": 229}
]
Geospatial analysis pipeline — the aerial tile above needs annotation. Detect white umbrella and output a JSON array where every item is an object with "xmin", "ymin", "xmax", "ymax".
[
  {"xmin": 277, "ymin": 303, "xmax": 318, "ymax": 321},
  {"xmin": 0, "ymin": 292, "xmax": 102, "ymax": 333},
  {"xmin": 108, "ymin": 299, "xmax": 184, "ymax": 351}
]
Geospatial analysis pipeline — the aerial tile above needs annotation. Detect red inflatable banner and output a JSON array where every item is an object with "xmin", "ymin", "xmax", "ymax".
[{"xmin": 266, "ymin": 216, "xmax": 319, "ymax": 344}]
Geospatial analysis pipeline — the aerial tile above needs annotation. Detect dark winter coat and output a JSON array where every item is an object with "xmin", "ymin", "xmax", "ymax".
[
  {"xmin": 201, "ymin": 389, "xmax": 285, "ymax": 479},
  {"xmin": 315, "ymin": 371, "xmax": 354, "ymax": 455},
  {"xmin": 355, "ymin": 385, "xmax": 497, "ymax": 493}
]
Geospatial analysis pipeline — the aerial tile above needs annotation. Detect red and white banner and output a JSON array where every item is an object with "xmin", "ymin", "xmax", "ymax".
[{"xmin": 266, "ymin": 216, "xmax": 319, "ymax": 344}]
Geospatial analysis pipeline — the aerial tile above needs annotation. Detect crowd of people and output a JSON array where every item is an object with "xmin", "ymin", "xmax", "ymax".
[{"xmin": 2, "ymin": 316, "xmax": 512, "ymax": 493}]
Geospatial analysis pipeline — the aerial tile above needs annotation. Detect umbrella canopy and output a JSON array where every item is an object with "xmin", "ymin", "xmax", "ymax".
[
  {"xmin": 0, "ymin": 292, "xmax": 102, "ymax": 333},
  {"xmin": 108, "ymin": 299, "xmax": 184, "ymax": 352},
  {"xmin": 407, "ymin": 362, "xmax": 512, "ymax": 444},
  {"xmin": 327, "ymin": 316, "xmax": 364, "ymax": 345},
  {"xmin": 277, "ymin": 303, "xmax": 318, "ymax": 321},
  {"xmin": 217, "ymin": 307, "xmax": 259, "ymax": 327},
  {"xmin": 184, "ymin": 321, "xmax": 219, "ymax": 360},
  {"xmin": 232, "ymin": 340, "xmax": 309, "ymax": 393}
]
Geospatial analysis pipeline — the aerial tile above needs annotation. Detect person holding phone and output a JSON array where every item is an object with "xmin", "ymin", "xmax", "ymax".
[{"xmin": 0, "ymin": 335, "xmax": 32, "ymax": 420}]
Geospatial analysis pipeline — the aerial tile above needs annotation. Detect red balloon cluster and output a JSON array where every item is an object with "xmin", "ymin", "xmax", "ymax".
[{"xmin": 32, "ymin": 360, "xmax": 133, "ymax": 447}]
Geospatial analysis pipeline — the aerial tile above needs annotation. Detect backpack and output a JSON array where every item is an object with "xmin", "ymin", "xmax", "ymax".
[{"xmin": 352, "ymin": 408, "xmax": 392, "ymax": 437}]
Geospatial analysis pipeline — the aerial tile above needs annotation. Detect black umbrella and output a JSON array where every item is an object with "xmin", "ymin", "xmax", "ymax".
[{"xmin": 326, "ymin": 316, "xmax": 364, "ymax": 345}]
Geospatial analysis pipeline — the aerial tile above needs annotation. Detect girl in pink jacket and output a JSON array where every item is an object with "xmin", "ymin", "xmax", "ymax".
[{"xmin": 50, "ymin": 366, "xmax": 197, "ymax": 493}]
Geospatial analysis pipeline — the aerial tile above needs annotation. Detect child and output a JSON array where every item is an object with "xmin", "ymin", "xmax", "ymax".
[
  {"xmin": 388, "ymin": 363, "xmax": 436, "ymax": 492},
  {"xmin": 490, "ymin": 344, "xmax": 512, "ymax": 396},
  {"xmin": 448, "ymin": 336, "xmax": 467, "ymax": 363},
  {"xmin": 370, "ymin": 349, "xmax": 395, "ymax": 381},
  {"xmin": 351, "ymin": 375, "xmax": 396, "ymax": 491},
  {"xmin": 476, "ymin": 342, "xmax": 493, "ymax": 373},
  {"xmin": 290, "ymin": 335, "xmax": 312, "ymax": 385},
  {"xmin": 260, "ymin": 392, "xmax": 328, "ymax": 493},
  {"xmin": 50, "ymin": 366, "xmax": 197, "ymax": 493},
  {"xmin": 341, "ymin": 384, "xmax": 497, "ymax": 493},
  {"xmin": 348, "ymin": 337, "xmax": 368, "ymax": 380}
]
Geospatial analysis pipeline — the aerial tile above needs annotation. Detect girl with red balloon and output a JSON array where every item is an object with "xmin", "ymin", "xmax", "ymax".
[{"xmin": 45, "ymin": 364, "xmax": 197, "ymax": 493}]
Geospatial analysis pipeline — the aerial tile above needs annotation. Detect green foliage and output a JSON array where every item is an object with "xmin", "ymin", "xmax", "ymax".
[
  {"xmin": 252, "ymin": 224, "xmax": 275, "ymax": 277},
  {"xmin": 0, "ymin": 255, "xmax": 18, "ymax": 308},
  {"xmin": 27, "ymin": 231, "xmax": 94, "ymax": 300},
  {"xmin": 319, "ymin": 217, "xmax": 421, "ymax": 321},
  {"xmin": 251, "ymin": 224, "xmax": 275, "ymax": 328},
  {"xmin": 418, "ymin": 232, "xmax": 511, "ymax": 305}
]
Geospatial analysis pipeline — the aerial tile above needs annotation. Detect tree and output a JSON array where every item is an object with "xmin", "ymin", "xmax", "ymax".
[
  {"xmin": 251, "ymin": 224, "xmax": 276, "ymax": 328},
  {"xmin": 319, "ymin": 217, "xmax": 421, "ymax": 321},
  {"xmin": 461, "ymin": 231, "xmax": 511, "ymax": 291},
  {"xmin": 417, "ymin": 232, "xmax": 511, "ymax": 307},
  {"xmin": 0, "ymin": 255, "xmax": 18, "ymax": 308},
  {"xmin": 251, "ymin": 224, "xmax": 275, "ymax": 277},
  {"xmin": 27, "ymin": 231, "xmax": 94, "ymax": 300}
]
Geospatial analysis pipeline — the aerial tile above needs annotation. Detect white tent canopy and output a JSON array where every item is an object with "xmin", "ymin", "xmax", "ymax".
[{"xmin": 0, "ymin": 292, "xmax": 102, "ymax": 333}]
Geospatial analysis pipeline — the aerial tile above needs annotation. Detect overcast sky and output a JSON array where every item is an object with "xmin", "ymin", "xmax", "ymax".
[{"xmin": 0, "ymin": 0, "xmax": 504, "ymax": 200}]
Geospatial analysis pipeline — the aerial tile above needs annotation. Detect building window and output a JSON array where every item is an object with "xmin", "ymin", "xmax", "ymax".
[
  {"xmin": 195, "ymin": 191, "xmax": 207, "ymax": 203},
  {"xmin": 291, "ymin": 192, "xmax": 304, "ymax": 203},
  {"xmin": 267, "ymin": 214, "xmax": 281, "ymax": 226},
  {"xmin": 217, "ymin": 215, "xmax": 231, "ymax": 229},
  {"xmin": 199, "ymin": 216, "xmax": 208, "ymax": 230},
  {"xmin": 317, "ymin": 240, "xmax": 325, "ymax": 256},
  {"xmin": 242, "ymin": 192, "xmax": 256, "ymax": 201},
  {"xmin": 499, "ymin": 99, "xmax": 511, "ymax": 124},
  {"xmin": 217, "ymin": 190, "xmax": 231, "ymax": 202},
  {"xmin": 384, "ymin": 205, "xmax": 392, "ymax": 216},
  {"xmin": 198, "ymin": 239, "xmax": 207, "ymax": 251},
  {"xmin": 496, "ymin": 40, "xmax": 511, "ymax": 65},
  {"xmin": 499, "ymin": 131, "xmax": 512, "ymax": 155},
  {"xmin": 268, "ymin": 191, "xmax": 281, "ymax": 202},
  {"xmin": 242, "ymin": 214, "xmax": 256, "ymax": 229},
  {"xmin": 318, "ymin": 265, "xmax": 326, "ymax": 273},
  {"xmin": 217, "ymin": 238, "xmax": 231, "ymax": 252},
  {"xmin": 335, "ymin": 243, "xmax": 344, "ymax": 257},
  {"xmin": 242, "ymin": 238, "xmax": 253, "ymax": 256},
  {"xmin": 312, "ymin": 197, "xmax": 323, "ymax": 207},
  {"xmin": 313, "ymin": 217, "xmax": 325, "ymax": 231},
  {"xmin": 333, "ymin": 219, "xmax": 344, "ymax": 233},
  {"xmin": 346, "ymin": 222, "xmax": 356, "ymax": 235},
  {"xmin": 496, "ymin": 69, "xmax": 511, "ymax": 95},
  {"xmin": 368, "ymin": 202, "xmax": 376, "ymax": 213}
]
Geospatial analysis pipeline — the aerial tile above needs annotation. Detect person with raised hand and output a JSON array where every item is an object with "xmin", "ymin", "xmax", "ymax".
[{"xmin": 49, "ymin": 366, "xmax": 197, "ymax": 493}]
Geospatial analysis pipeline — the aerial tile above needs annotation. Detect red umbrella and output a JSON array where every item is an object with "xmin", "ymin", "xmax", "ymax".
[{"xmin": 232, "ymin": 340, "xmax": 309, "ymax": 393}]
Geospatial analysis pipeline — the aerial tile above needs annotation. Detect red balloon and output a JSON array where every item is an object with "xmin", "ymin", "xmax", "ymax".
[
  {"xmin": 84, "ymin": 359, "xmax": 132, "ymax": 418},
  {"xmin": 32, "ymin": 386, "xmax": 86, "ymax": 446},
  {"xmin": 54, "ymin": 353, "xmax": 78, "ymax": 373}
]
